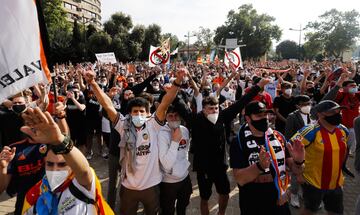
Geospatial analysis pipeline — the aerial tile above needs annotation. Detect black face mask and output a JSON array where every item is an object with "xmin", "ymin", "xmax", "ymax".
[
  {"xmin": 128, "ymin": 82, "xmax": 134, "ymax": 88},
  {"xmin": 324, "ymin": 113, "xmax": 342, "ymax": 126},
  {"xmin": 12, "ymin": 104, "xmax": 27, "ymax": 114},
  {"xmin": 251, "ymin": 118, "xmax": 269, "ymax": 132},
  {"xmin": 307, "ymin": 87, "xmax": 315, "ymax": 94}
]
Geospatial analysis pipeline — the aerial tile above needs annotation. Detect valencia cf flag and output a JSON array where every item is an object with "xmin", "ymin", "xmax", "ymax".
[{"xmin": 0, "ymin": 0, "xmax": 52, "ymax": 102}]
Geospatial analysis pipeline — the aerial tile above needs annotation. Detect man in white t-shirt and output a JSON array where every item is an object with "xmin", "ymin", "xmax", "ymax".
[
  {"xmin": 158, "ymin": 105, "xmax": 192, "ymax": 215},
  {"xmin": 82, "ymin": 67, "xmax": 186, "ymax": 215},
  {"xmin": 19, "ymin": 107, "xmax": 113, "ymax": 215}
]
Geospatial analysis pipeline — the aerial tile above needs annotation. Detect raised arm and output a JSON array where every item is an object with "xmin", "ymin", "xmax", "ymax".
[
  {"xmin": 82, "ymin": 67, "xmax": 118, "ymax": 123},
  {"xmin": 156, "ymin": 69, "xmax": 186, "ymax": 122}
]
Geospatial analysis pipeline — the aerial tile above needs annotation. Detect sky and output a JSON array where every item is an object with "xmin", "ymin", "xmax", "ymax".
[{"xmin": 101, "ymin": 0, "xmax": 360, "ymax": 47}]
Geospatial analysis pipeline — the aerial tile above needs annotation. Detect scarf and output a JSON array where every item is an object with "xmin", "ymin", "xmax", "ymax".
[
  {"xmin": 239, "ymin": 124, "xmax": 289, "ymax": 200},
  {"xmin": 119, "ymin": 116, "xmax": 138, "ymax": 176},
  {"xmin": 35, "ymin": 173, "xmax": 74, "ymax": 215}
]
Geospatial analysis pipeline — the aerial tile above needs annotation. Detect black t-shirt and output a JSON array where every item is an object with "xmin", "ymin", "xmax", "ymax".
[
  {"xmin": 273, "ymin": 95, "xmax": 296, "ymax": 133},
  {"xmin": 230, "ymin": 127, "xmax": 290, "ymax": 214},
  {"xmin": 7, "ymin": 140, "xmax": 46, "ymax": 215},
  {"xmin": 84, "ymin": 89, "xmax": 101, "ymax": 120},
  {"xmin": 66, "ymin": 95, "xmax": 86, "ymax": 126}
]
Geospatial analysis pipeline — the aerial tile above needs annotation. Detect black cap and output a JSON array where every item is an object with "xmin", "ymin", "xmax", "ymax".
[
  {"xmin": 310, "ymin": 100, "xmax": 346, "ymax": 118},
  {"xmin": 245, "ymin": 101, "xmax": 273, "ymax": 116}
]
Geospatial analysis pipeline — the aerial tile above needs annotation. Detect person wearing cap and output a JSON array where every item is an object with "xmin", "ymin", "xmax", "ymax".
[
  {"xmin": 230, "ymin": 101, "xmax": 305, "ymax": 215},
  {"xmin": 290, "ymin": 100, "xmax": 349, "ymax": 215},
  {"xmin": 284, "ymin": 95, "xmax": 314, "ymax": 208},
  {"xmin": 273, "ymin": 81, "xmax": 297, "ymax": 134}
]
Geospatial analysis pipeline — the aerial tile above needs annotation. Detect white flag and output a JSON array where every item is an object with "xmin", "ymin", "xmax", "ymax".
[
  {"xmin": 0, "ymin": 0, "xmax": 51, "ymax": 103},
  {"xmin": 148, "ymin": 45, "xmax": 170, "ymax": 67},
  {"xmin": 170, "ymin": 48, "xmax": 178, "ymax": 56},
  {"xmin": 224, "ymin": 47, "xmax": 243, "ymax": 69}
]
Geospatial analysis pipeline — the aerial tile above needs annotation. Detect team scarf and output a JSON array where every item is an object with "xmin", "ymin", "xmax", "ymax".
[
  {"xmin": 35, "ymin": 173, "xmax": 74, "ymax": 215},
  {"xmin": 240, "ymin": 124, "xmax": 290, "ymax": 200}
]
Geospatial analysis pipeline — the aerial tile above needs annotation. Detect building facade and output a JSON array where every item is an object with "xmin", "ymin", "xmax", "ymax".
[{"xmin": 62, "ymin": 0, "xmax": 102, "ymax": 29}]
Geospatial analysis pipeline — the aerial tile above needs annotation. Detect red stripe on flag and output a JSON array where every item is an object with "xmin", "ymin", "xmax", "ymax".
[
  {"xmin": 320, "ymin": 128, "xmax": 333, "ymax": 190},
  {"xmin": 335, "ymin": 128, "xmax": 346, "ymax": 187}
]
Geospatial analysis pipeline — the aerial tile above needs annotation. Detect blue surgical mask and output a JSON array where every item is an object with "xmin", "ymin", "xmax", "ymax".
[
  {"xmin": 349, "ymin": 87, "xmax": 358, "ymax": 94},
  {"xmin": 132, "ymin": 115, "xmax": 147, "ymax": 127}
]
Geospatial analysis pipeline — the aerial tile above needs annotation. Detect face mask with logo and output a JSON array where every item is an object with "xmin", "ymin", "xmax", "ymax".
[
  {"xmin": 284, "ymin": 89, "xmax": 292, "ymax": 96},
  {"xmin": 168, "ymin": 120, "xmax": 181, "ymax": 129},
  {"xmin": 12, "ymin": 104, "xmax": 27, "ymax": 114},
  {"xmin": 300, "ymin": 105, "xmax": 311, "ymax": 114},
  {"xmin": 46, "ymin": 170, "xmax": 70, "ymax": 192},
  {"xmin": 349, "ymin": 87, "xmax": 358, "ymax": 94},
  {"xmin": 251, "ymin": 118, "xmax": 269, "ymax": 132},
  {"xmin": 207, "ymin": 113, "xmax": 219, "ymax": 124},
  {"xmin": 132, "ymin": 115, "xmax": 147, "ymax": 127},
  {"xmin": 324, "ymin": 113, "xmax": 342, "ymax": 126}
]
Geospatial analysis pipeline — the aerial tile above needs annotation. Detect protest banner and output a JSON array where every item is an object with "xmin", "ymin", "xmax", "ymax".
[
  {"xmin": 224, "ymin": 47, "xmax": 243, "ymax": 69},
  {"xmin": 149, "ymin": 45, "xmax": 170, "ymax": 67},
  {"xmin": 95, "ymin": 52, "xmax": 117, "ymax": 64},
  {"xmin": 0, "ymin": 0, "xmax": 51, "ymax": 103}
]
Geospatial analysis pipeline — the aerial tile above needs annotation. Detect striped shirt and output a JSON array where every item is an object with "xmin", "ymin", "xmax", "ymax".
[{"xmin": 290, "ymin": 123, "xmax": 348, "ymax": 190}]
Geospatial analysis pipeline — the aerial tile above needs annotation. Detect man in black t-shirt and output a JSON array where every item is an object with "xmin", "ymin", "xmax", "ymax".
[
  {"xmin": 230, "ymin": 101, "xmax": 305, "ymax": 215},
  {"xmin": 273, "ymin": 82, "xmax": 296, "ymax": 133}
]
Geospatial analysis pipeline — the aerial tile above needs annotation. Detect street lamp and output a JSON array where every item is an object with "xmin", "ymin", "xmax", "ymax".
[
  {"xmin": 184, "ymin": 31, "xmax": 196, "ymax": 61},
  {"xmin": 289, "ymin": 24, "xmax": 305, "ymax": 60}
]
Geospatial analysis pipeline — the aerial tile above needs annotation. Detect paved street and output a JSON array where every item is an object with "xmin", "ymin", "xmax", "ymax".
[{"xmin": 1, "ymin": 154, "xmax": 359, "ymax": 215}]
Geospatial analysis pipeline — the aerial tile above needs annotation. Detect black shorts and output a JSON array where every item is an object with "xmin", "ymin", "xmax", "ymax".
[
  {"xmin": 302, "ymin": 183, "xmax": 343, "ymax": 214},
  {"xmin": 86, "ymin": 117, "xmax": 102, "ymax": 133},
  {"xmin": 196, "ymin": 170, "xmax": 230, "ymax": 200}
]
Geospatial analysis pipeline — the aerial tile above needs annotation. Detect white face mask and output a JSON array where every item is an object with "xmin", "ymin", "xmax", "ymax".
[
  {"xmin": 168, "ymin": 120, "xmax": 181, "ymax": 129},
  {"xmin": 207, "ymin": 113, "xmax": 219, "ymax": 124},
  {"xmin": 46, "ymin": 170, "xmax": 69, "ymax": 192},
  {"xmin": 132, "ymin": 115, "xmax": 147, "ymax": 127},
  {"xmin": 284, "ymin": 89, "xmax": 292, "ymax": 96},
  {"xmin": 300, "ymin": 105, "xmax": 311, "ymax": 114}
]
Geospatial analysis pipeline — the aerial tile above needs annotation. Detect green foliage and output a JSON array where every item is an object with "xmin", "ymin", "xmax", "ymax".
[
  {"xmin": 214, "ymin": 4, "xmax": 281, "ymax": 59},
  {"xmin": 194, "ymin": 27, "xmax": 214, "ymax": 54},
  {"xmin": 104, "ymin": 12, "xmax": 133, "ymax": 37},
  {"xmin": 140, "ymin": 24, "xmax": 162, "ymax": 61},
  {"xmin": 162, "ymin": 33, "xmax": 179, "ymax": 52},
  {"xmin": 306, "ymin": 9, "xmax": 360, "ymax": 58},
  {"xmin": 87, "ymin": 31, "xmax": 112, "ymax": 59},
  {"xmin": 276, "ymin": 40, "xmax": 299, "ymax": 59}
]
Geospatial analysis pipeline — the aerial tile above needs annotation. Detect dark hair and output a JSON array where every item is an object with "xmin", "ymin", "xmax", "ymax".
[
  {"xmin": 127, "ymin": 97, "xmax": 150, "ymax": 113},
  {"xmin": 167, "ymin": 104, "xmax": 178, "ymax": 114},
  {"xmin": 281, "ymin": 81, "xmax": 293, "ymax": 89},
  {"xmin": 342, "ymin": 80, "xmax": 355, "ymax": 87},
  {"xmin": 294, "ymin": 95, "xmax": 311, "ymax": 105},
  {"xmin": 138, "ymin": 92, "xmax": 154, "ymax": 105},
  {"xmin": 202, "ymin": 96, "xmax": 219, "ymax": 107}
]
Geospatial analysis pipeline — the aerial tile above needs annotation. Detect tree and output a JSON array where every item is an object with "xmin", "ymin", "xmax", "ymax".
[
  {"xmin": 128, "ymin": 25, "xmax": 146, "ymax": 60},
  {"xmin": 306, "ymin": 9, "xmax": 360, "ymax": 58},
  {"xmin": 104, "ymin": 12, "xmax": 133, "ymax": 37},
  {"xmin": 276, "ymin": 40, "xmax": 299, "ymax": 59},
  {"xmin": 87, "ymin": 31, "xmax": 112, "ymax": 60},
  {"xmin": 140, "ymin": 24, "xmax": 162, "ymax": 60},
  {"xmin": 42, "ymin": 0, "xmax": 72, "ymax": 62},
  {"xmin": 303, "ymin": 32, "xmax": 324, "ymax": 60},
  {"xmin": 194, "ymin": 27, "xmax": 214, "ymax": 54},
  {"xmin": 86, "ymin": 24, "xmax": 97, "ymax": 39},
  {"xmin": 214, "ymin": 4, "xmax": 281, "ymax": 59}
]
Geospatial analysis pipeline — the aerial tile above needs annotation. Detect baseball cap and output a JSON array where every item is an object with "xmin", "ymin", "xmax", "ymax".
[
  {"xmin": 245, "ymin": 101, "xmax": 273, "ymax": 116},
  {"xmin": 310, "ymin": 100, "xmax": 346, "ymax": 118}
]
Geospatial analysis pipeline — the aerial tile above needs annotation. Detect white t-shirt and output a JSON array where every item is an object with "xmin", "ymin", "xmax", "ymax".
[
  {"xmin": 220, "ymin": 88, "xmax": 236, "ymax": 101},
  {"xmin": 24, "ymin": 171, "xmax": 96, "ymax": 215},
  {"xmin": 158, "ymin": 125, "xmax": 190, "ymax": 183},
  {"xmin": 114, "ymin": 113, "xmax": 163, "ymax": 190}
]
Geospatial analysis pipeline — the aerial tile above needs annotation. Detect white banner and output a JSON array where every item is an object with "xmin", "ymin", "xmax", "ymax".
[
  {"xmin": 95, "ymin": 52, "xmax": 117, "ymax": 64},
  {"xmin": 148, "ymin": 46, "xmax": 170, "ymax": 67},
  {"xmin": 224, "ymin": 47, "xmax": 243, "ymax": 69},
  {"xmin": 0, "ymin": 0, "xmax": 51, "ymax": 103}
]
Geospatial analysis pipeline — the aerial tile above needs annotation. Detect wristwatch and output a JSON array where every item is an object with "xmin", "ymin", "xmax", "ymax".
[
  {"xmin": 50, "ymin": 135, "xmax": 74, "ymax": 155},
  {"xmin": 256, "ymin": 162, "xmax": 265, "ymax": 173}
]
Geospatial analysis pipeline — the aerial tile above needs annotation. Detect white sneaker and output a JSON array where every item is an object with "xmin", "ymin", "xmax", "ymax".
[{"xmin": 290, "ymin": 194, "xmax": 300, "ymax": 208}]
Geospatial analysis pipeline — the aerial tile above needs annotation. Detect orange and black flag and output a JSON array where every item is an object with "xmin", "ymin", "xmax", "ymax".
[{"xmin": 0, "ymin": 0, "xmax": 52, "ymax": 103}]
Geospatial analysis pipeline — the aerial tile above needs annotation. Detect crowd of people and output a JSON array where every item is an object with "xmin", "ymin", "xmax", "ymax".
[{"xmin": 0, "ymin": 59, "xmax": 360, "ymax": 215}]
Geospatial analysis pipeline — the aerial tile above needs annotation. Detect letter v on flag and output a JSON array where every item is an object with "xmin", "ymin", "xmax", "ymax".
[
  {"xmin": 224, "ymin": 47, "xmax": 243, "ymax": 69},
  {"xmin": 0, "ymin": 0, "xmax": 51, "ymax": 103}
]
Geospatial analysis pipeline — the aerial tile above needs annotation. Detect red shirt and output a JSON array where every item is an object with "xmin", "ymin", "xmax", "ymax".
[
  {"xmin": 245, "ymin": 87, "xmax": 273, "ymax": 109},
  {"xmin": 335, "ymin": 91, "xmax": 360, "ymax": 128}
]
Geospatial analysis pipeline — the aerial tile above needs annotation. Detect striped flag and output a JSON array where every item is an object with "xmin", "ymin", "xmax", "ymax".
[{"xmin": 0, "ymin": 0, "xmax": 51, "ymax": 102}]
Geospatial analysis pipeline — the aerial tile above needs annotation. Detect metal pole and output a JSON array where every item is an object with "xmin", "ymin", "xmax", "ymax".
[
  {"xmin": 187, "ymin": 32, "xmax": 190, "ymax": 61},
  {"xmin": 299, "ymin": 24, "xmax": 302, "ymax": 60}
]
